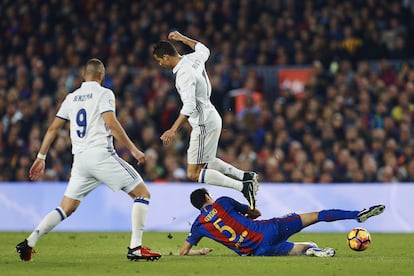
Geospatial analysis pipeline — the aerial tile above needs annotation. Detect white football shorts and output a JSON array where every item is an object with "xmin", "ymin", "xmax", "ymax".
[
  {"xmin": 187, "ymin": 127, "xmax": 220, "ymax": 164},
  {"xmin": 65, "ymin": 147, "xmax": 143, "ymax": 200}
]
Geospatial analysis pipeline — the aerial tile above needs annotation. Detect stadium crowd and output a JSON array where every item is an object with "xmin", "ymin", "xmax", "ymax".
[{"xmin": 1, "ymin": 0, "xmax": 414, "ymax": 183}]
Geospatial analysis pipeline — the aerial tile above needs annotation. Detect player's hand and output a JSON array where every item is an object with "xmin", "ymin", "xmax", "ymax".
[
  {"xmin": 160, "ymin": 129, "xmax": 175, "ymax": 145},
  {"xmin": 199, "ymin": 248, "xmax": 212, "ymax": 255},
  {"xmin": 246, "ymin": 208, "xmax": 261, "ymax": 219},
  {"xmin": 131, "ymin": 149, "xmax": 146, "ymax": 165},
  {"xmin": 29, "ymin": 159, "xmax": 46, "ymax": 180},
  {"xmin": 168, "ymin": 31, "xmax": 184, "ymax": 41}
]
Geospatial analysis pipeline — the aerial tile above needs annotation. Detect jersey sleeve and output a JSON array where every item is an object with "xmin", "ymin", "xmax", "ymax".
[
  {"xmin": 194, "ymin": 42, "xmax": 210, "ymax": 62},
  {"xmin": 56, "ymin": 95, "xmax": 70, "ymax": 120},
  {"xmin": 218, "ymin": 197, "xmax": 250, "ymax": 215},
  {"xmin": 176, "ymin": 70, "xmax": 197, "ymax": 117},
  {"xmin": 99, "ymin": 89, "xmax": 116, "ymax": 114},
  {"xmin": 186, "ymin": 221, "xmax": 204, "ymax": 246}
]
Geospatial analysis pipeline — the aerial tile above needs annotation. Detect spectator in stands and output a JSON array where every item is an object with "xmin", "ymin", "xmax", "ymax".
[{"xmin": 1, "ymin": 0, "xmax": 414, "ymax": 183}]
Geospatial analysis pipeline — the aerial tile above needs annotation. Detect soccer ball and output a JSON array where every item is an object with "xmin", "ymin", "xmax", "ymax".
[{"xmin": 347, "ymin": 227, "xmax": 371, "ymax": 251}]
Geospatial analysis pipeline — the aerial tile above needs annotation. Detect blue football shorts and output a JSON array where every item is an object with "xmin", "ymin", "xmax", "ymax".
[{"xmin": 253, "ymin": 212, "xmax": 303, "ymax": 256}]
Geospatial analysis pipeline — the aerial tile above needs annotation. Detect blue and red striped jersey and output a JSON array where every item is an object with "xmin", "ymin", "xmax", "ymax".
[{"xmin": 186, "ymin": 196, "xmax": 267, "ymax": 256}]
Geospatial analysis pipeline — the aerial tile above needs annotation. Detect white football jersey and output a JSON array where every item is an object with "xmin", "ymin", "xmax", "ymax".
[
  {"xmin": 56, "ymin": 81, "xmax": 115, "ymax": 154},
  {"xmin": 173, "ymin": 42, "xmax": 221, "ymax": 134}
]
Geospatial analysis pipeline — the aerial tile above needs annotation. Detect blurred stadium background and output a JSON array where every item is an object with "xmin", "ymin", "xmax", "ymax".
[{"xmin": 1, "ymin": 1, "xmax": 414, "ymax": 231}]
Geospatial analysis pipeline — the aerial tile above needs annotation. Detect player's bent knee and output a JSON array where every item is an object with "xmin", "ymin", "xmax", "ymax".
[
  {"xmin": 187, "ymin": 171, "xmax": 199, "ymax": 181},
  {"xmin": 129, "ymin": 182, "xmax": 151, "ymax": 199},
  {"xmin": 63, "ymin": 206, "xmax": 77, "ymax": 217},
  {"xmin": 186, "ymin": 164, "xmax": 207, "ymax": 182},
  {"xmin": 186, "ymin": 164, "xmax": 205, "ymax": 182},
  {"xmin": 60, "ymin": 196, "xmax": 80, "ymax": 217}
]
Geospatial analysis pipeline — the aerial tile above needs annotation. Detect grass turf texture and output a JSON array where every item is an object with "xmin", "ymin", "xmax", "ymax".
[{"xmin": 1, "ymin": 232, "xmax": 414, "ymax": 276}]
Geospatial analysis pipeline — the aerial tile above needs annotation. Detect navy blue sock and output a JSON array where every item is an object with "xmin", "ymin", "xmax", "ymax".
[{"xmin": 318, "ymin": 209, "xmax": 359, "ymax": 222}]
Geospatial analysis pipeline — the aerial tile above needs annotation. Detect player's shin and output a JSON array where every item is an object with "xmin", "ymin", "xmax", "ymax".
[
  {"xmin": 130, "ymin": 197, "xmax": 149, "ymax": 248},
  {"xmin": 207, "ymin": 158, "xmax": 244, "ymax": 180},
  {"xmin": 198, "ymin": 168, "xmax": 243, "ymax": 191},
  {"xmin": 27, "ymin": 207, "xmax": 67, "ymax": 247},
  {"xmin": 317, "ymin": 209, "xmax": 359, "ymax": 222}
]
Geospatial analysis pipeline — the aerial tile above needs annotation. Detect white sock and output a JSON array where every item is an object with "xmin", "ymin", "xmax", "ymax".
[
  {"xmin": 207, "ymin": 158, "xmax": 245, "ymax": 180},
  {"xmin": 130, "ymin": 198, "xmax": 149, "ymax": 249},
  {"xmin": 27, "ymin": 207, "xmax": 67, "ymax": 247},
  {"xmin": 198, "ymin": 168, "xmax": 243, "ymax": 191}
]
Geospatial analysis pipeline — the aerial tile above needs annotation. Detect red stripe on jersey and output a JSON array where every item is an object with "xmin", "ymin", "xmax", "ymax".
[
  {"xmin": 279, "ymin": 213, "xmax": 301, "ymax": 223},
  {"xmin": 211, "ymin": 203, "xmax": 264, "ymax": 254},
  {"xmin": 198, "ymin": 215, "xmax": 239, "ymax": 249}
]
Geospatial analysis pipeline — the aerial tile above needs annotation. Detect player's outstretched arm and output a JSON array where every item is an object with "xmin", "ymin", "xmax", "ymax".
[
  {"xmin": 168, "ymin": 31, "xmax": 198, "ymax": 50},
  {"xmin": 179, "ymin": 241, "xmax": 212, "ymax": 256}
]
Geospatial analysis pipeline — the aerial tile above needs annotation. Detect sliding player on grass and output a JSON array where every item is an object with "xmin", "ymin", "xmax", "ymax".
[{"xmin": 180, "ymin": 188, "xmax": 385, "ymax": 257}]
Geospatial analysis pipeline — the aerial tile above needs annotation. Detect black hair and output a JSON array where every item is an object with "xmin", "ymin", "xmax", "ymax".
[
  {"xmin": 153, "ymin": 41, "xmax": 178, "ymax": 58},
  {"xmin": 190, "ymin": 188, "xmax": 209, "ymax": 209}
]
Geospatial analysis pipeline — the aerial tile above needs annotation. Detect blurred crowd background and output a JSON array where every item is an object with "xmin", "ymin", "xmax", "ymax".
[{"xmin": 1, "ymin": 0, "xmax": 414, "ymax": 183}]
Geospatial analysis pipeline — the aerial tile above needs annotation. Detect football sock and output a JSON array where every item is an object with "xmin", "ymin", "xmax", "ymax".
[
  {"xmin": 307, "ymin": 242, "xmax": 318, "ymax": 249},
  {"xmin": 198, "ymin": 168, "xmax": 243, "ymax": 191},
  {"xmin": 27, "ymin": 207, "xmax": 67, "ymax": 247},
  {"xmin": 207, "ymin": 158, "xmax": 244, "ymax": 180},
  {"xmin": 318, "ymin": 209, "xmax": 359, "ymax": 222},
  {"xmin": 130, "ymin": 197, "xmax": 149, "ymax": 249}
]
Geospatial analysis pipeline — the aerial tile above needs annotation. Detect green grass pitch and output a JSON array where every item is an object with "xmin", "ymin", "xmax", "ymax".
[{"xmin": 1, "ymin": 232, "xmax": 414, "ymax": 276}]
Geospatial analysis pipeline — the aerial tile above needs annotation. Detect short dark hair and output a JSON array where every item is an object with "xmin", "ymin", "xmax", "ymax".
[
  {"xmin": 85, "ymin": 58, "xmax": 105, "ymax": 76},
  {"xmin": 190, "ymin": 188, "xmax": 209, "ymax": 209},
  {"xmin": 153, "ymin": 41, "xmax": 178, "ymax": 58}
]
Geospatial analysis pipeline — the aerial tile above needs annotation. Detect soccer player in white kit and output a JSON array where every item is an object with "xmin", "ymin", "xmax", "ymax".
[
  {"xmin": 153, "ymin": 31, "xmax": 259, "ymax": 210},
  {"xmin": 16, "ymin": 58, "xmax": 161, "ymax": 262}
]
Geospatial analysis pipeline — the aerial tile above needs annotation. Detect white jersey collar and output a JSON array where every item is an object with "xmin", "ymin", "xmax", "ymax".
[
  {"xmin": 81, "ymin": 81, "xmax": 100, "ymax": 86},
  {"xmin": 172, "ymin": 57, "xmax": 184, "ymax": 74}
]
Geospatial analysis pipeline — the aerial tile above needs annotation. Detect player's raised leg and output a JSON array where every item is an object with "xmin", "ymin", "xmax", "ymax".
[
  {"xmin": 300, "ymin": 205, "xmax": 385, "ymax": 229},
  {"xmin": 284, "ymin": 205, "xmax": 385, "ymax": 258},
  {"xmin": 207, "ymin": 158, "xmax": 259, "ymax": 194},
  {"xmin": 189, "ymin": 164, "xmax": 257, "ymax": 210},
  {"xmin": 186, "ymin": 129, "xmax": 258, "ymax": 209},
  {"xmin": 357, "ymin": 204, "xmax": 385, "ymax": 222}
]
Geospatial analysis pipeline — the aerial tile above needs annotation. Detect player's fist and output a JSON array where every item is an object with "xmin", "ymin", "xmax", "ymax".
[{"xmin": 168, "ymin": 31, "xmax": 184, "ymax": 41}]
